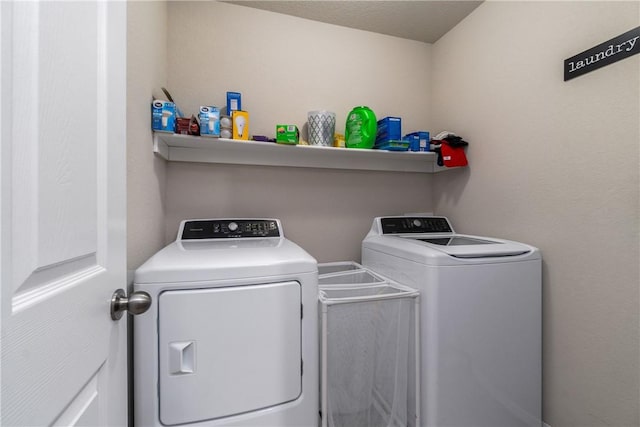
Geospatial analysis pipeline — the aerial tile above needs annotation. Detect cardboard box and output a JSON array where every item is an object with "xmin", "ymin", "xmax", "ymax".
[
  {"xmin": 226, "ymin": 92, "xmax": 242, "ymax": 115},
  {"xmin": 376, "ymin": 116, "xmax": 402, "ymax": 144},
  {"xmin": 199, "ymin": 106, "xmax": 220, "ymax": 137},
  {"xmin": 232, "ymin": 110, "xmax": 249, "ymax": 140},
  {"xmin": 151, "ymin": 100, "xmax": 176, "ymax": 133},
  {"xmin": 404, "ymin": 131, "xmax": 430, "ymax": 152},
  {"xmin": 276, "ymin": 125, "xmax": 299, "ymax": 145},
  {"xmin": 176, "ymin": 116, "xmax": 200, "ymax": 136},
  {"xmin": 376, "ymin": 140, "xmax": 409, "ymax": 151}
]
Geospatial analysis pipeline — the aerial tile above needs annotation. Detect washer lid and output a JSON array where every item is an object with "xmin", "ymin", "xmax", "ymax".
[
  {"xmin": 134, "ymin": 238, "xmax": 316, "ymax": 284},
  {"xmin": 363, "ymin": 216, "xmax": 539, "ymax": 265},
  {"xmin": 404, "ymin": 234, "xmax": 533, "ymax": 257},
  {"xmin": 364, "ymin": 234, "xmax": 538, "ymax": 265}
]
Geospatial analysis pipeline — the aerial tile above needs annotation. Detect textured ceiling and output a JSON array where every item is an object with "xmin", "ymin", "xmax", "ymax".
[{"xmin": 223, "ymin": 1, "xmax": 483, "ymax": 43}]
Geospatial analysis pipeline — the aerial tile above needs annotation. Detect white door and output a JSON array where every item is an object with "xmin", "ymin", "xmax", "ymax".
[{"xmin": 1, "ymin": 1, "xmax": 127, "ymax": 425}]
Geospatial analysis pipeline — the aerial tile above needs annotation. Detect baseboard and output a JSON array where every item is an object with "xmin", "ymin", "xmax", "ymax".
[{"xmin": 543, "ymin": 422, "xmax": 552, "ymax": 427}]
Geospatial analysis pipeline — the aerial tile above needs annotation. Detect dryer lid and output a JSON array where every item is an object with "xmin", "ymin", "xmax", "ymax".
[
  {"xmin": 134, "ymin": 219, "xmax": 317, "ymax": 284},
  {"xmin": 134, "ymin": 238, "xmax": 317, "ymax": 283}
]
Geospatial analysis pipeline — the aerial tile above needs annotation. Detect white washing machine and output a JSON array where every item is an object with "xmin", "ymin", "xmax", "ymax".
[
  {"xmin": 362, "ymin": 216, "xmax": 541, "ymax": 427},
  {"xmin": 133, "ymin": 218, "xmax": 318, "ymax": 427}
]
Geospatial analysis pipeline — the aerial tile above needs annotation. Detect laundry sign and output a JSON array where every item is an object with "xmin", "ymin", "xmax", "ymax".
[{"xmin": 564, "ymin": 26, "xmax": 640, "ymax": 81}]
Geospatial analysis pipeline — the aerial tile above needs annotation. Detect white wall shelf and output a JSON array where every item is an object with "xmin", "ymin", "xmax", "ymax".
[{"xmin": 154, "ymin": 133, "xmax": 452, "ymax": 173}]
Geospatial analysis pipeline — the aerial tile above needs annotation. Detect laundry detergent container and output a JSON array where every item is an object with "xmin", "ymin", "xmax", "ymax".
[{"xmin": 318, "ymin": 263, "xmax": 420, "ymax": 427}]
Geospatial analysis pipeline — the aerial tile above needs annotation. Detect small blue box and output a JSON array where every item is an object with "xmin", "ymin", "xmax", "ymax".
[
  {"xmin": 376, "ymin": 140, "xmax": 409, "ymax": 151},
  {"xmin": 226, "ymin": 92, "xmax": 242, "ymax": 115},
  {"xmin": 404, "ymin": 131, "xmax": 431, "ymax": 152},
  {"xmin": 199, "ymin": 106, "xmax": 221, "ymax": 137},
  {"xmin": 376, "ymin": 117, "xmax": 402, "ymax": 144},
  {"xmin": 151, "ymin": 100, "xmax": 176, "ymax": 133}
]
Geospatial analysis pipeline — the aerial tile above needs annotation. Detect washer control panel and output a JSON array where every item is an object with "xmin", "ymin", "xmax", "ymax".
[
  {"xmin": 181, "ymin": 219, "xmax": 280, "ymax": 239},
  {"xmin": 380, "ymin": 216, "xmax": 453, "ymax": 234}
]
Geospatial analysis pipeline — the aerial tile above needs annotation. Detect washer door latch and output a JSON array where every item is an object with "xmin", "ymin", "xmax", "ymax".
[{"xmin": 111, "ymin": 289, "xmax": 151, "ymax": 320}]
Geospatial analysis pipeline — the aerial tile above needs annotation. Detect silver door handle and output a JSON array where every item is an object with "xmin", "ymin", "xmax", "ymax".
[{"xmin": 111, "ymin": 289, "xmax": 151, "ymax": 320}]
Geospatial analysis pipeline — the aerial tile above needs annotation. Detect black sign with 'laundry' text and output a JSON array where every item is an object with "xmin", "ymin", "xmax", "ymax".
[{"xmin": 564, "ymin": 26, "xmax": 640, "ymax": 81}]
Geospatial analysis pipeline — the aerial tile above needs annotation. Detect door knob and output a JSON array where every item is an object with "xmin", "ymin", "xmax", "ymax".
[{"xmin": 111, "ymin": 289, "xmax": 151, "ymax": 320}]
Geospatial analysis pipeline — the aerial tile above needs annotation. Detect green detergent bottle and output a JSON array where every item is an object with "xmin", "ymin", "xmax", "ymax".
[{"xmin": 345, "ymin": 106, "xmax": 377, "ymax": 149}]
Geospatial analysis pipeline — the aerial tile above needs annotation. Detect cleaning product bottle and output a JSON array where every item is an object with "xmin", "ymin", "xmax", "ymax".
[{"xmin": 345, "ymin": 106, "xmax": 377, "ymax": 149}]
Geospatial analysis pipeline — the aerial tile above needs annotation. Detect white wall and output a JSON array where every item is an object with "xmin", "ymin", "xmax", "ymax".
[
  {"xmin": 166, "ymin": 1, "xmax": 431, "ymax": 138},
  {"xmin": 165, "ymin": 162, "xmax": 432, "ymax": 262},
  {"xmin": 163, "ymin": 1, "xmax": 434, "ymax": 261},
  {"xmin": 127, "ymin": 1, "xmax": 169, "ymax": 271},
  {"xmin": 431, "ymin": 2, "xmax": 639, "ymax": 426}
]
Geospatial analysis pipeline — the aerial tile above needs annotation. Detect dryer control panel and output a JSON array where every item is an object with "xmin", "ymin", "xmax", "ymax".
[
  {"xmin": 181, "ymin": 219, "xmax": 280, "ymax": 239},
  {"xmin": 381, "ymin": 217, "xmax": 453, "ymax": 234}
]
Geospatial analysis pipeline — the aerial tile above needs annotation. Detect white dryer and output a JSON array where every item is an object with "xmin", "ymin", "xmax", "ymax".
[
  {"xmin": 133, "ymin": 219, "xmax": 318, "ymax": 427},
  {"xmin": 362, "ymin": 216, "xmax": 541, "ymax": 427}
]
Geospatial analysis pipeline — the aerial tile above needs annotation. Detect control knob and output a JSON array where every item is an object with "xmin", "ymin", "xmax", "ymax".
[{"xmin": 228, "ymin": 222, "xmax": 239, "ymax": 232}]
